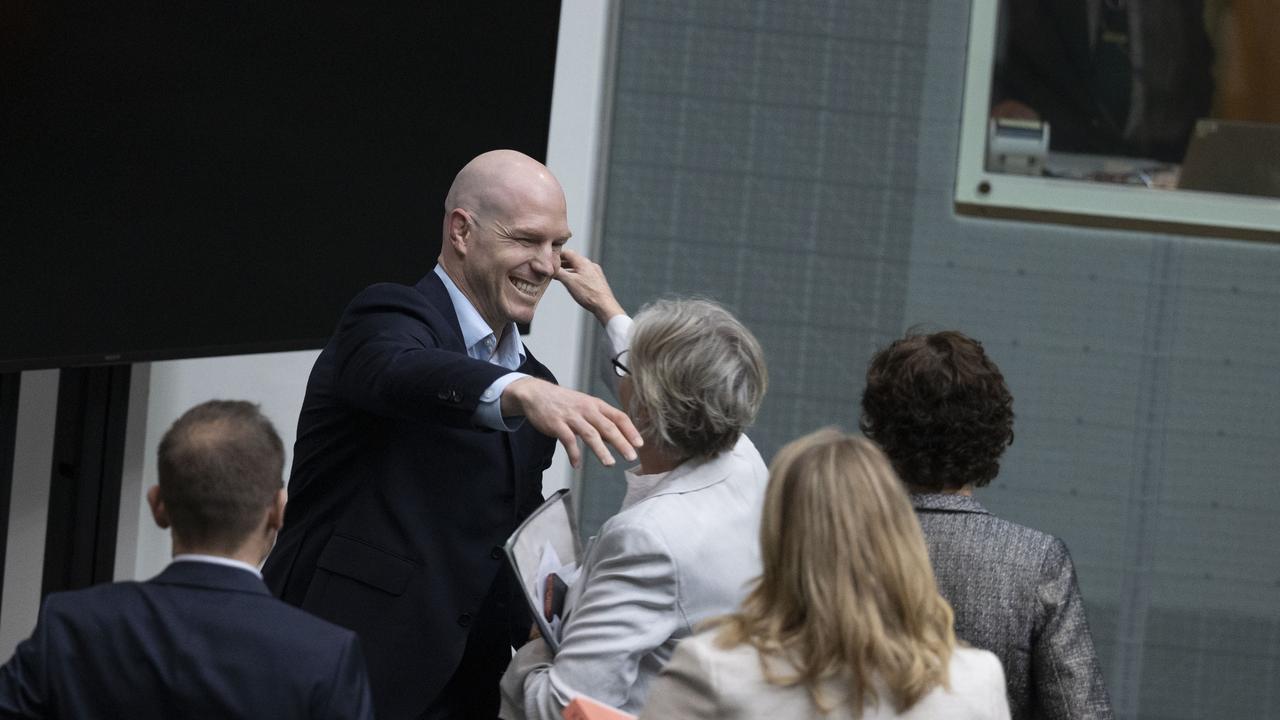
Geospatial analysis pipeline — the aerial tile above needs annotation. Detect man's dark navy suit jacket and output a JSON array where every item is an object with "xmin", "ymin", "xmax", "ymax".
[
  {"xmin": 0, "ymin": 561, "xmax": 373, "ymax": 719},
  {"xmin": 262, "ymin": 272, "xmax": 557, "ymax": 718}
]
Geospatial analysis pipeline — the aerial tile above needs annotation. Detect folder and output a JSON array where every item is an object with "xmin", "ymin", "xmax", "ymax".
[{"xmin": 504, "ymin": 488, "xmax": 582, "ymax": 653}]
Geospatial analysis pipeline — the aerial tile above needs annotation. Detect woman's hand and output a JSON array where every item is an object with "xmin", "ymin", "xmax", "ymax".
[{"xmin": 555, "ymin": 249, "xmax": 626, "ymax": 325}]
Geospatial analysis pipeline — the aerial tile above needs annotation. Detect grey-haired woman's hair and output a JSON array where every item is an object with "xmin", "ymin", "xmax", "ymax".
[{"xmin": 627, "ymin": 298, "xmax": 768, "ymax": 459}]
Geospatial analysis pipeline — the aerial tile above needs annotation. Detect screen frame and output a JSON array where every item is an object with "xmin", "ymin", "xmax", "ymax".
[{"xmin": 953, "ymin": 0, "xmax": 1280, "ymax": 242}]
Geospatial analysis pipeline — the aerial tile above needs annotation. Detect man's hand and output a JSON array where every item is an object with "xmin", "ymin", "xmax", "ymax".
[
  {"xmin": 502, "ymin": 377, "xmax": 642, "ymax": 468},
  {"xmin": 555, "ymin": 249, "xmax": 625, "ymax": 325}
]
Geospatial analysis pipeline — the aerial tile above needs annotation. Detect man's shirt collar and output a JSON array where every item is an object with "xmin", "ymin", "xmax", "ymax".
[
  {"xmin": 171, "ymin": 553, "xmax": 263, "ymax": 578},
  {"xmin": 433, "ymin": 264, "xmax": 526, "ymax": 369}
]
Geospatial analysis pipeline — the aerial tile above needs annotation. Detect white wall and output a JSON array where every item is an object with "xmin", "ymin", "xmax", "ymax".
[{"xmin": 0, "ymin": 371, "xmax": 59, "ymax": 658}]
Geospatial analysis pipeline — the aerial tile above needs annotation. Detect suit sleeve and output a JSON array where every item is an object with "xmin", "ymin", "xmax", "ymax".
[
  {"xmin": 0, "ymin": 601, "xmax": 52, "ymax": 718},
  {"xmin": 500, "ymin": 523, "xmax": 681, "ymax": 720},
  {"xmin": 331, "ymin": 284, "xmax": 512, "ymax": 427},
  {"xmin": 1031, "ymin": 539, "xmax": 1114, "ymax": 720},
  {"xmin": 317, "ymin": 632, "xmax": 375, "ymax": 720},
  {"xmin": 637, "ymin": 638, "xmax": 721, "ymax": 720}
]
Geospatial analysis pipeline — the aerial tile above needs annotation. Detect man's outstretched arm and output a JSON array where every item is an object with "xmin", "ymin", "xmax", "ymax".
[{"xmin": 501, "ymin": 378, "xmax": 640, "ymax": 468}]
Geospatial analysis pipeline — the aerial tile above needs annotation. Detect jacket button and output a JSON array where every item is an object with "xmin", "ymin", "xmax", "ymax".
[
  {"xmin": 437, "ymin": 389, "xmax": 451, "ymax": 400},
  {"xmin": 458, "ymin": 613, "xmax": 472, "ymax": 628},
  {"xmin": 491, "ymin": 546, "xmax": 503, "ymax": 560}
]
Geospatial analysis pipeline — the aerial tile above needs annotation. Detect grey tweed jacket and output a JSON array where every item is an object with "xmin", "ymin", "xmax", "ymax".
[{"xmin": 912, "ymin": 493, "xmax": 1113, "ymax": 720}]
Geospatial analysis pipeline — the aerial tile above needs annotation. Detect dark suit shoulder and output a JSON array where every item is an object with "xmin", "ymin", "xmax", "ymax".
[
  {"xmin": 318, "ymin": 278, "xmax": 471, "ymax": 372},
  {"xmin": 349, "ymin": 281, "xmax": 429, "ymax": 307},
  {"xmin": 340, "ymin": 282, "xmax": 447, "ymax": 330},
  {"xmin": 172, "ymin": 578, "xmax": 362, "ymax": 652},
  {"xmin": 40, "ymin": 581, "xmax": 145, "ymax": 619},
  {"xmin": 253, "ymin": 593, "xmax": 360, "ymax": 644},
  {"xmin": 20, "ymin": 577, "xmax": 370, "ymax": 720},
  {"xmin": 46, "ymin": 577, "xmax": 352, "ymax": 642}
]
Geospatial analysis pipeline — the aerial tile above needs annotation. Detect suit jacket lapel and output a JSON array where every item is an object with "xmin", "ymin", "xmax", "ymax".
[{"xmin": 414, "ymin": 272, "xmax": 467, "ymax": 352}]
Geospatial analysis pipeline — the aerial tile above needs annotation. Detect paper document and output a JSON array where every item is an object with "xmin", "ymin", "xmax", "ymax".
[{"xmin": 504, "ymin": 488, "xmax": 582, "ymax": 653}]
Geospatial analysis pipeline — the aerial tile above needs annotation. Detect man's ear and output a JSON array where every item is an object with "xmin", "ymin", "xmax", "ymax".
[
  {"xmin": 266, "ymin": 488, "xmax": 287, "ymax": 532},
  {"xmin": 146, "ymin": 485, "xmax": 170, "ymax": 530},
  {"xmin": 446, "ymin": 208, "xmax": 472, "ymax": 256}
]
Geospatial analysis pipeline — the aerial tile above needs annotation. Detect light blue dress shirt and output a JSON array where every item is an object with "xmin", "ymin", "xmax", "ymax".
[{"xmin": 433, "ymin": 265, "xmax": 530, "ymax": 431}]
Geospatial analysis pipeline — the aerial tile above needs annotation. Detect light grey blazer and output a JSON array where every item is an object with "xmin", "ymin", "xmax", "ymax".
[
  {"xmin": 499, "ymin": 435, "xmax": 767, "ymax": 719},
  {"xmin": 640, "ymin": 630, "xmax": 1011, "ymax": 719},
  {"xmin": 912, "ymin": 493, "xmax": 1113, "ymax": 720},
  {"xmin": 499, "ymin": 315, "xmax": 768, "ymax": 719}
]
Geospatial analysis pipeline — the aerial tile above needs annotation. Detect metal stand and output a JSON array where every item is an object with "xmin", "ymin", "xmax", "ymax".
[
  {"xmin": 40, "ymin": 365, "xmax": 131, "ymax": 597},
  {"xmin": 0, "ymin": 373, "xmax": 20, "ymax": 617}
]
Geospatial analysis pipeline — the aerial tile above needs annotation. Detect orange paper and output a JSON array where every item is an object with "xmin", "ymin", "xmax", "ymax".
[{"xmin": 562, "ymin": 694, "xmax": 637, "ymax": 720}]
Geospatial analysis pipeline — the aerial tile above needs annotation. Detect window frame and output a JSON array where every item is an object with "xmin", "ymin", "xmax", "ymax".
[{"xmin": 953, "ymin": 0, "xmax": 1280, "ymax": 242}]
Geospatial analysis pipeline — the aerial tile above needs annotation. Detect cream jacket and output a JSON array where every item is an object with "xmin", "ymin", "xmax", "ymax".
[{"xmin": 641, "ymin": 631, "xmax": 1011, "ymax": 720}]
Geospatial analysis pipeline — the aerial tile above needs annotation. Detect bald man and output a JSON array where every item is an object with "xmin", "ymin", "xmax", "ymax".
[{"xmin": 263, "ymin": 150, "xmax": 642, "ymax": 719}]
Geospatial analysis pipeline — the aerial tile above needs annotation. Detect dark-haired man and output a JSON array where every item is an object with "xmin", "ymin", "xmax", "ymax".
[
  {"xmin": 0, "ymin": 400, "xmax": 374, "ymax": 720},
  {"xmin": 861, "ymin": 331, "xmax": 1112, "ymax": 720}
]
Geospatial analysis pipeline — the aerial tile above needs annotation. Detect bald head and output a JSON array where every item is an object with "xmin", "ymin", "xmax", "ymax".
[
  {"xmin": 444, "ymin": 150, "xmax": 565, "ymax": 223},
  {"xmin": 438, "ymin": 150, "xmax": 572, "ymax": 333}
]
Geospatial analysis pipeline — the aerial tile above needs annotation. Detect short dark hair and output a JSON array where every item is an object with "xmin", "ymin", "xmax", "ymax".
[
  {"xmin": 156, "ymin": 400, "xmax": 284, "ymax": 551},
  {"xmin": 859, "ymin": 331, "xmax": 1014, "ymax": 492}
]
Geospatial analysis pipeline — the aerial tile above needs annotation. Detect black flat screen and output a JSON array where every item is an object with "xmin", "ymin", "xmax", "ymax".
[{"xmin": 0, "ymin": 1, "xmax": 562, "ymax": 371}]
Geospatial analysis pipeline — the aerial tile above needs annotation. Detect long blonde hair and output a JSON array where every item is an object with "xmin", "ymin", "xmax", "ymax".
[{"xmin": 716, "ymin": 428, "xmax": 956, "ymax": 714}]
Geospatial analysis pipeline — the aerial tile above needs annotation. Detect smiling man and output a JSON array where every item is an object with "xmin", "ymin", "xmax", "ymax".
[{"xmin": 262, "ymin": 150, "xmax": 642, "ymax": 720}]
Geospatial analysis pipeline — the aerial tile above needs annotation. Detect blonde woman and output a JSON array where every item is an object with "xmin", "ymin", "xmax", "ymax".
[{"xmin": 640, "ymin": 430, "xmax": 1011, "ymax": 719}]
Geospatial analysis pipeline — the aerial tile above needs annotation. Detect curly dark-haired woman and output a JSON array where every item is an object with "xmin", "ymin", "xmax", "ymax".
[{"xmin": 860, "ymin": 331, "xmax": 1113, "ymax": 720}]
